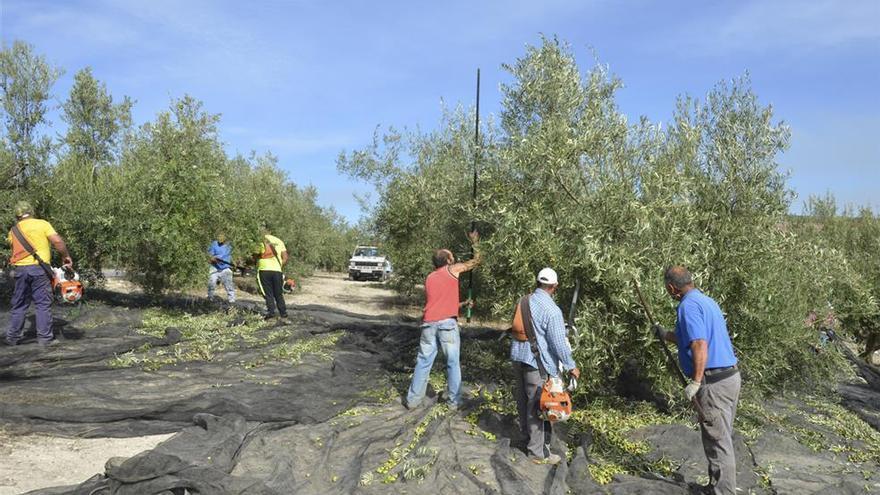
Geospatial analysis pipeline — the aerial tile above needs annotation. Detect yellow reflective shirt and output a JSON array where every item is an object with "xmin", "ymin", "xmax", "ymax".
[
  {"xmin": 256, "ymin": 234, "xmax": 286, "ymax": 272},
  {"xmin": 8, "ymin": 217, "xmax": 57, "ymax": 266}
]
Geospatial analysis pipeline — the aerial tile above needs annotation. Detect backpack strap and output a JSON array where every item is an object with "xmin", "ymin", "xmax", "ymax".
[
  {"xmin": 520, "ymin": 294, "xmax": 547, "ymax": 379},
  {"xmin": 266, "ymin": 236, "xmax": 283, "ymax": 267},
  {"xmin": 10, "ymin": 223, "xmax": 56, "ymax": 282}
]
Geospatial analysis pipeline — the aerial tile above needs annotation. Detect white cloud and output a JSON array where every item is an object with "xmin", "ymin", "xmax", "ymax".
[
  {"xmin": 661, "ymin": 0, "xmax": 880, "ymax": 56},
  {"xmin": 252, "ymin": 133, "xmax": 355, "ymax": 154},
  {"xmin": 2, "ymin": 1, "xmax": 140, "ymax": 48},
  {"xmin": 4, "ymin": 0, "xmax": 302, "ymax": 90}
]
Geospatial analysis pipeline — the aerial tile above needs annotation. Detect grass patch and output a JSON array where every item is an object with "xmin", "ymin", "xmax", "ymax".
[
  {"xmin": 737, "ymin": 391, "xmax": 880, "ymax": 485},
  {"xmin": 801, "ymin": 395, "xmax": 880, "ymax": 465},
  {"xmin": 400, "ymin": 446, "xmax": 440, "ymax": 482},
  {"xmin": 460, "ymin": 340, "xmax": 510, "ymax": 383},
  {"xmin": 360, "ymin": 381, "xmax": 400, "ymax": 405},
  {"xmin": 375, "ymin": 404, "xmax": 448, "ymax": 483},
  {"xmin": 269, "ymin": 331, "xmax": 345, "ymax": 364},
  {"xmin": 247, "ymin": 331, "xmax": 344, "ymax": 367},
  {"xmin": 465, "ymin": 385, "xmax": 515, "ymax": 440},
  {"xmin": 108, "ymin": 308, "xmax": 266, "ymax": 370},
  {"xmin": 427, "ymin": 371, "xmax": 446, "ymax": 395},
  {"xmin": 107, "ymin": 308, "xmax": 346, "ymax": 372},
  {"xmin": 568, "ymin": 397, "xmax": 684, "ymax": 484},
  {"xmin": 737, "ymin": 394, "xmax": 880, "ymax": 465}
]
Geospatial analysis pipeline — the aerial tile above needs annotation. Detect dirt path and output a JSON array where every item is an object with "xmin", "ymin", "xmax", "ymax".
[
  {"xmin": 0, "ymin": 433, "xmax": 175, "ymax": 494},
  {"xmin": 292, "ymin": 271, "xmax": 420, "ymax": 318},
  {"xmin": 0, "ymin": 271, "xmax": 412, "ymax": 495}
]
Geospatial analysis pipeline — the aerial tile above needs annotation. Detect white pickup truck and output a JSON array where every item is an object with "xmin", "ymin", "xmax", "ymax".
[{"xmin": 348, "ymin": 246, "xmax": 390, "ymax": 281}]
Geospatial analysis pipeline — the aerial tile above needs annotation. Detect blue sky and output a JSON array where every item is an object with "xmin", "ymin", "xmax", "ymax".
[{"xmin": 1, "ymin": 0, "xmax": 878, "ymax": 221}]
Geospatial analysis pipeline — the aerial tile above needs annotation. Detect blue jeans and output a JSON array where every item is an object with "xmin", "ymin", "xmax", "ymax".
[
  {"xmin": 406, "ymin": 318, "xmax": 461, "ymax": 407},
  {"xmin": 208, "ymin": 266, "xmax": 236, "ymax": 302}
]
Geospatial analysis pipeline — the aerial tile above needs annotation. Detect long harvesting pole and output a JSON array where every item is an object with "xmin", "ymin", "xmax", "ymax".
[
  {"xmin": 466, "ymin": 68, "xmax": 480, "ymax": 323},
  {"xmin": 633, "ymin": 279, "xmax": 687, "ymax": 385},
  {"xmin": 632, "ymin": 279, "xmax": 706, "ymax": 420}
]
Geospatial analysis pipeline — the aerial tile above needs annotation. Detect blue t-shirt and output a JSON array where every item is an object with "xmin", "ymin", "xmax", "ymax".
[
  {"xmin": 208, "ymin": 241, "xmax": 233, "ymax": 270},
  {"xmin": 674, "ymin": 289, "xmax": 737, "ymax": 378}
]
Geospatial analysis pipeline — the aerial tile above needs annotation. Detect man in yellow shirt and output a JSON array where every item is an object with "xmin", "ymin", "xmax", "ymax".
[
  {"xmin": 6, "ymin": 201, "xmax": 73, "ymax": 346},
  {"xmin": 252, "ymin": 225, "xmax": 289, "ymax": 321}
]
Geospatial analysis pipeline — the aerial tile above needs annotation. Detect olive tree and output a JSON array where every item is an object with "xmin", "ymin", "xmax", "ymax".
[
  {"xmin": 108, "ymin": 96, "xmax": 231, "ymax": 293},
  {"xmin": 0, "ymin": 40, "xmax": 61, "ymax": 208},
  {"xmin": 49, "ymin": 68, "xmax": 132, "ymax": 279},
  {"xmin": 794, "ymin": 195, "xmax": 880, "ymax": 361},
  {"xmin": 342, "ymin": 37, "xmax": 848, "ymax": 396}
]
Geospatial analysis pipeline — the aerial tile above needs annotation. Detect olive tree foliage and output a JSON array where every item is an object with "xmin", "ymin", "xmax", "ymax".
[
  {"xmin": 793, "ymin": 194, "xmax": 880, "ymax": 361},
  {"xmin": 49, "ymin": 68, "xmax": 132, "ymax": 280},
  {"xmin": 338, "ymin": 109, "xmax": 496, "ymax": 295},
  {"xmin": 342, "ymin": 37, "xmax": 846, "ymax": 395},
  {"xmin": 0, "ymin": 41, "xmax": 61, "ymax": 208},
  {"xmin": 225, "ymin": 153, "xmax": 354, "ymax": 274},
  {"xmin": 59, "ymin": 67, "xmax": 133, "ymax": 182},
  {"xmin": 0, "ymin": 41, "xmax": 355, "ymax": 292},
  {"xmin": 106, "ymin": 96, "xmax": 228, "ymax": 292},
  {"xmin": 104, "ymin": 97, "xmax": 355, "ymax": 294}
]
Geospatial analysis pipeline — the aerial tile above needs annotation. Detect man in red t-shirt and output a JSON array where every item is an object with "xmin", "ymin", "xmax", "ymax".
[{"xmin": 405, "ymin": 231, "xmax": 481, "ymax": 410}]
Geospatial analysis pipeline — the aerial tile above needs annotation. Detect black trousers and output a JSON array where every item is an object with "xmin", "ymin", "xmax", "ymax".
[{"xmin": 258, "ymin": 270, "xmax": 287, "ymax": 317}]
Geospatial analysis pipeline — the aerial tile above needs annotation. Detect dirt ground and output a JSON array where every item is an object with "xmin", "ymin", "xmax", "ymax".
[
  {"xmin": 0, "ymin": 271, "xmax": 410, "ymax": 495},
  {"xmin": 0, "ymin": 433, "xmax": 174, "ymax": 494},
  {"xmin": 289, "ymin": 271, "xmax": 421, "ymax": 318}
]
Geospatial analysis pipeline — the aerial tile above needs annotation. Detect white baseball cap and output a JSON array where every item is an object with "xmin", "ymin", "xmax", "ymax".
[{"xmin": 537, "ymin": 267, "xmax": 558, "ymax": 285}]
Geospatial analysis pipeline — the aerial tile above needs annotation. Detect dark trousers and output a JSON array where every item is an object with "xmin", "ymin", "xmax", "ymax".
[
  {"xmin": 258, "ymin": 270, "xmax": 287, "ymax": 317},
  {"xmin": 514, "ymin": 361, "xmax": 552, "ymax": 458},
  {"xmin": 7, "ymin": 265, "xmax": 54, "ymax": 344}
]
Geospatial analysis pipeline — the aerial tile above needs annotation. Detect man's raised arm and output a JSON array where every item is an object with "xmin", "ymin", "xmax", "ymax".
[{"xmin": 450, "ymin": 231, "xmax": 481, "ymax": 277}]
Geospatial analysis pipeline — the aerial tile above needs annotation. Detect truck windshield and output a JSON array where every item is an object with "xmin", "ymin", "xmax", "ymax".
[{"xmin": 355, "ymin": 248, "xmax": 379, "ymax": 257}]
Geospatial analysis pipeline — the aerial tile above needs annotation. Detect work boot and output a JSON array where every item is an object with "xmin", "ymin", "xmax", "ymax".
[
  {"xmin": 530, "ymin": 453, "xmax": 562, "ymax": 465},
  {"xmin": 276, "ymin": 316, "xmax": 291, "ymax": 326},
  {"xmin": 38, "ymin": 339, "xmax": 60, "ymax": 348}
]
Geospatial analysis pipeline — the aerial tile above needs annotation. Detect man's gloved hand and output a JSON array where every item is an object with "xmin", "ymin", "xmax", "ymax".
[
  {"xmin": 567, "ymin": 368, "xmax": 580, "ymax": 392},
  {"xmin": 652, "ymin": 324, "xmax": 669, "ymax": 341},
  {"xmin": 684, "ymin": 380, "xmax": 701, "ymax": 401}
]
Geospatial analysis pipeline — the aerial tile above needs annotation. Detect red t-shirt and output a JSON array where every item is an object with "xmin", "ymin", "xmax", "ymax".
[{"xmin": 423, "ymin": 266, "xmax": 459, "ymax": 323}]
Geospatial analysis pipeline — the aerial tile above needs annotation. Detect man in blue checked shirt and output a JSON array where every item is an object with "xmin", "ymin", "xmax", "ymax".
[{"xmin": 510, "ymin": 267, "xmax": 580, "ymax": 465}]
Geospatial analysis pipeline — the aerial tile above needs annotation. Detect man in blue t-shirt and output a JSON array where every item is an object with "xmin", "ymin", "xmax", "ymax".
[
  {"xmin": 207, "ymin": 234, "xmax": 236, "ymax": 303},
  {"xmin": 654, "ymin": 266, "xmax": 740, "ymax": 495}
]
